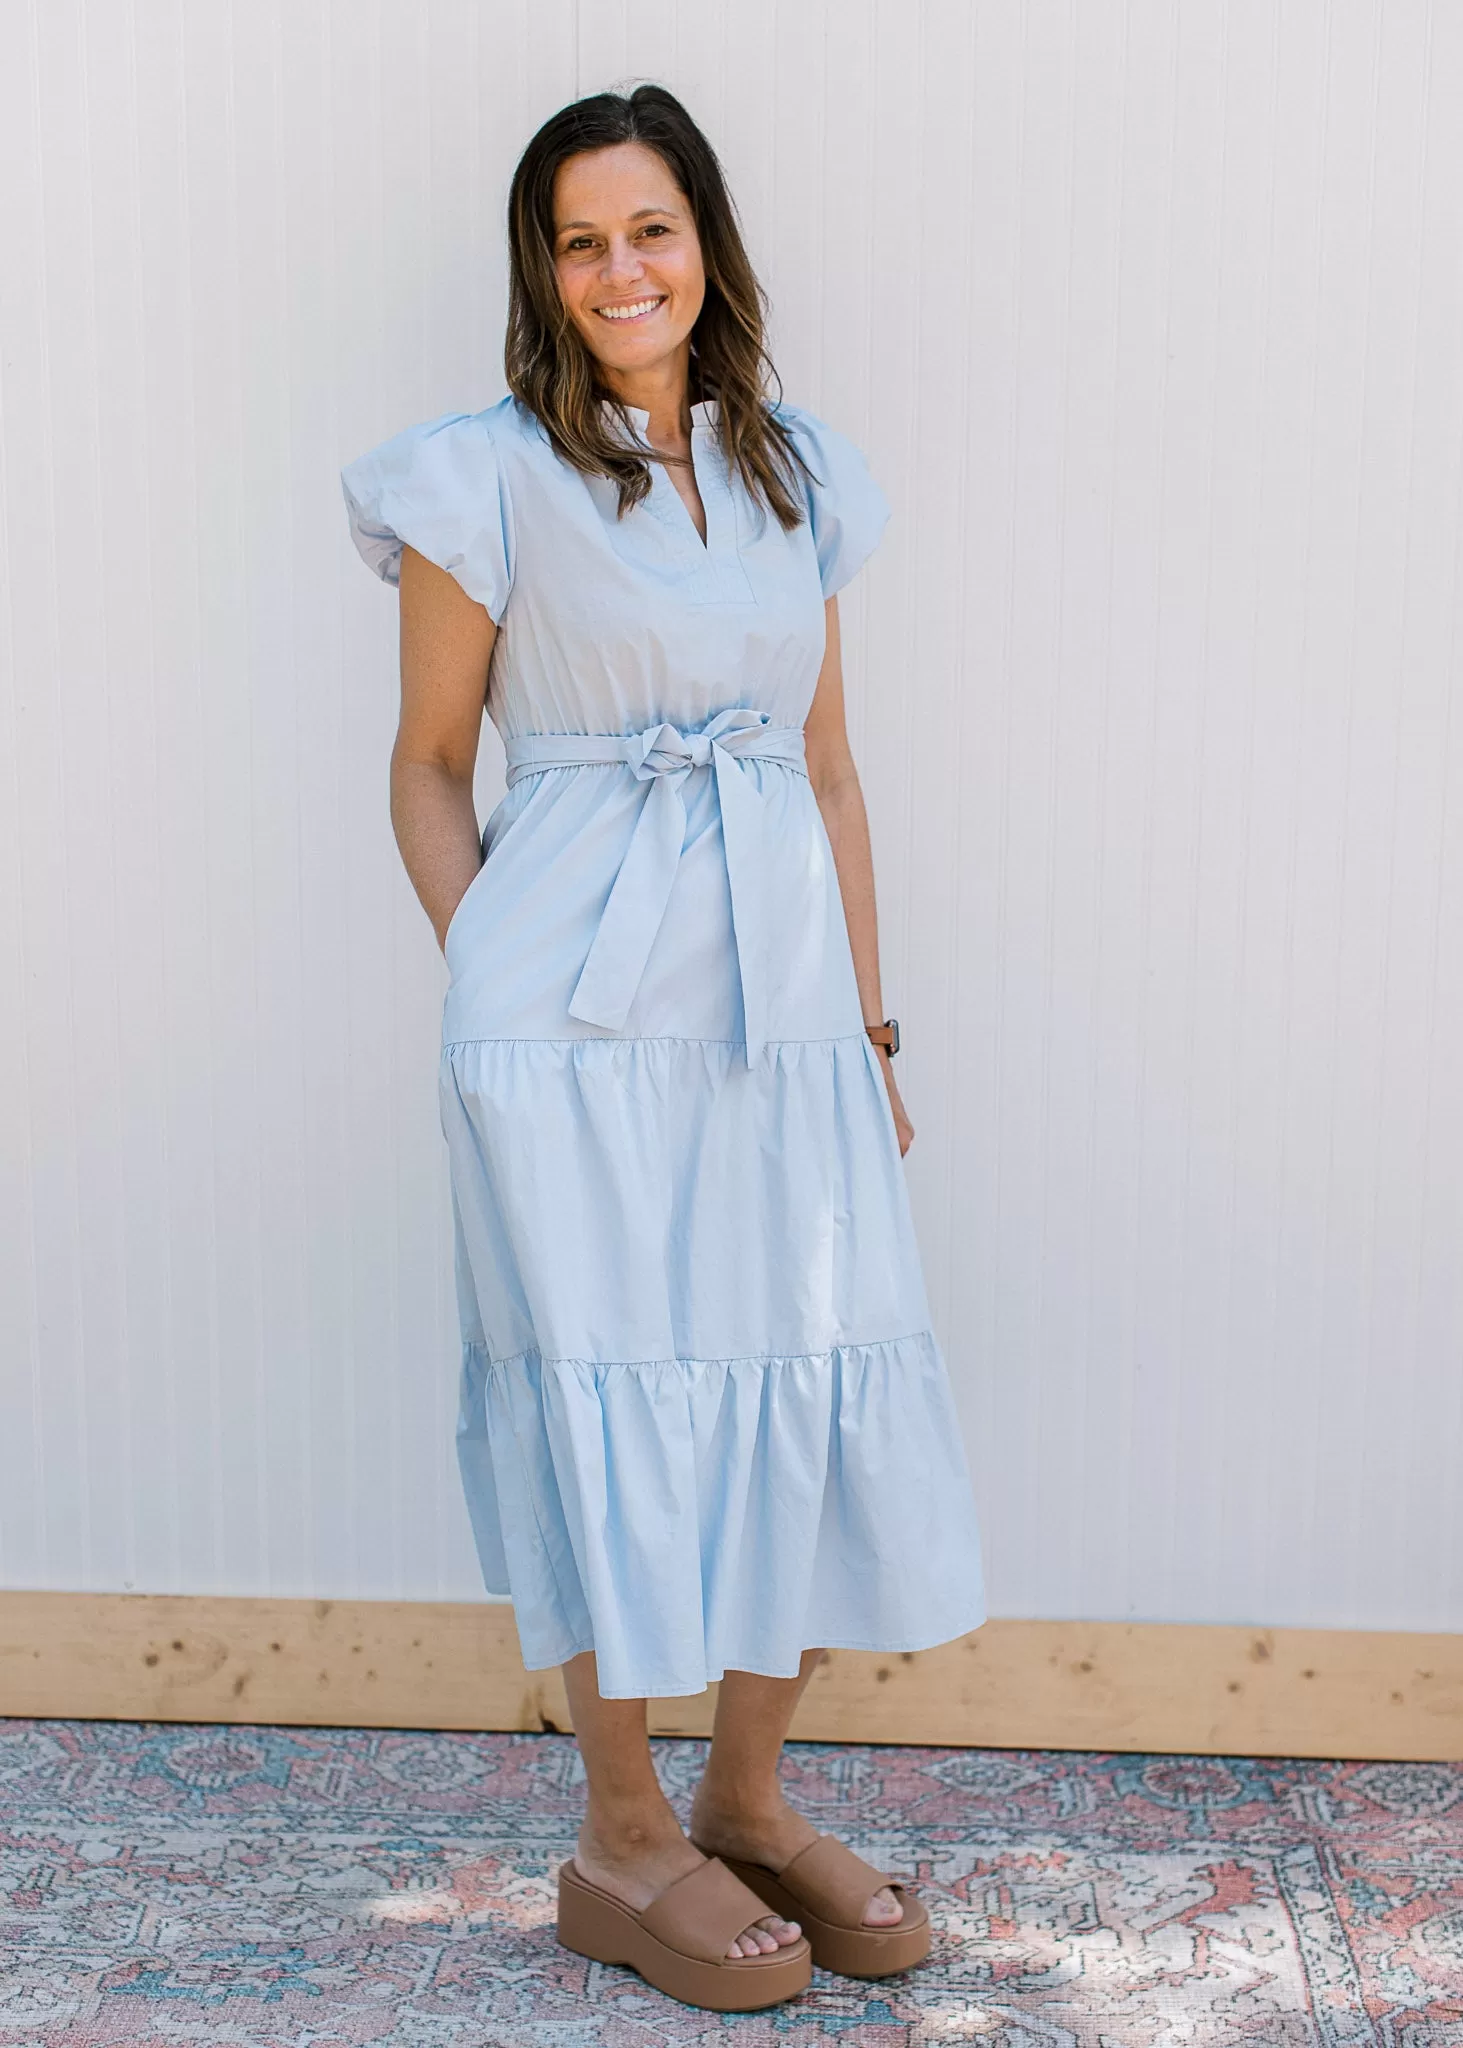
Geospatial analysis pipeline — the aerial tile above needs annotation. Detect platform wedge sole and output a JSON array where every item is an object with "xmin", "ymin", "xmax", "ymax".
[{"xmin": 556, "ymin": 1857, "xmax": 812, "ymax": 2012}]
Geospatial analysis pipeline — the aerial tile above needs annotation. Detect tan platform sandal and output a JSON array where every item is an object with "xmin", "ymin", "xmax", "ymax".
[
  {"xmin": 556, "ymin": 1854, "xmax": 813, "ymax": 2011},
  {"xmin": 696, "ymin": 1834, "xmax": 931, "ymax": 1979}
]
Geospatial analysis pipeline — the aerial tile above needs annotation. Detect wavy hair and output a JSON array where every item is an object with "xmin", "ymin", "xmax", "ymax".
[{"xmin": 505, "ymin": 84, "xmax": 811, "ymax": 529}]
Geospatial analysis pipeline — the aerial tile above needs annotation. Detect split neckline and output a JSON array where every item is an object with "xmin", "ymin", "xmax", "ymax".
[
  {"xmin": 600, "ymin": 397, "xmax": 721, "ymax": 435},
  {"xmin": 599, "ymin": 397, "xmax": 719, "ymax": 554}
]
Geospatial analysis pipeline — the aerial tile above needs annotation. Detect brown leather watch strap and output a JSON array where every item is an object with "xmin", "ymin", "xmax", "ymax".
[{"xmin": 865, "ymin": 1019, "xmax": 900, "ymax": 1056}]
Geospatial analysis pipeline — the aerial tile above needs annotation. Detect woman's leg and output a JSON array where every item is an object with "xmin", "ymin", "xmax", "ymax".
[
  {"xmin": 560, "ymin": 1651, "xmax": 803, "ymax": 1959},
  {"xmin": 688, "ymin": 1651, "xmax": 903, "ymax": 1928}
]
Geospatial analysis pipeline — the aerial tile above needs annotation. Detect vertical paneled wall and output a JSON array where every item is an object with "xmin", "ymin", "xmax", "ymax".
[{"xmin": 3, "ymin": 1, "xmax": 1460, "ymax": 1627}]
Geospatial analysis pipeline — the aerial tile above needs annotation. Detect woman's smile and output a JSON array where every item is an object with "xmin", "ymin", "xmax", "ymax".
[{"xmin": 594, "ymin": 294, "xmax": 668, "ymax": 323}]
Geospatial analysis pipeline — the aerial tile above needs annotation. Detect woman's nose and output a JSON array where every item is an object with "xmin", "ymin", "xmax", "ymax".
[{"xmin": 600, "ymin": 236, "xmax": 646, "ymax": 286}]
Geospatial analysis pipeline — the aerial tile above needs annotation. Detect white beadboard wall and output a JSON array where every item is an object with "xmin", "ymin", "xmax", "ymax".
[{"xmin": 3, "ymin": 0, "xmax": 1460, "ymax": 1631}]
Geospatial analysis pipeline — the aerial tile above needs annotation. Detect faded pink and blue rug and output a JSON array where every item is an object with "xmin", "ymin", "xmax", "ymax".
[{"xmin": 1, "ymin": 1721, "xmax": 1461, "ymax": 2045}]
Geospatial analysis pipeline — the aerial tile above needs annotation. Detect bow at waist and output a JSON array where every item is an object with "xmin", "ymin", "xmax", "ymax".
[{"xmin": 503, "ymin": 708, "xmax": 807, "ymax": 1064}]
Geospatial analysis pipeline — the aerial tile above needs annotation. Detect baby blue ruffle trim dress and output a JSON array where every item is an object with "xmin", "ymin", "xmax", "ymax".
[{"xmin": 341, "ymin": 393, "xmax": 985, "ymax": 1699}]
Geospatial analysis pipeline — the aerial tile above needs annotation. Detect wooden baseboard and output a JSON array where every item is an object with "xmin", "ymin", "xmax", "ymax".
[{"xmin": 1, "ymin": 1593, "xmax": 1458, "ymax": 1760}]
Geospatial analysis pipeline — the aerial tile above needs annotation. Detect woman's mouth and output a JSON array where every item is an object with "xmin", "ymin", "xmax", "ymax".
[{"xmin": 594, "ymin": 295, "xmax": 667, "ymax": 324}]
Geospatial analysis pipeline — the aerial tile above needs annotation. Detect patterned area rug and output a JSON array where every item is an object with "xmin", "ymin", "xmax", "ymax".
[{"xmin": 1, "ymin": 1722, "xmax": 1461, "ymax": 2046}]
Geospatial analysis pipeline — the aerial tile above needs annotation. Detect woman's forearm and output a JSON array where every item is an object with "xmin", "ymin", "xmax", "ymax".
[
  {"xmin": 815, "ymin": 769, "xmax": 885, "ymax": 1028},
  {"xmin": 389, "ymin": 749, "xmax": 484, "ymax": 953}
]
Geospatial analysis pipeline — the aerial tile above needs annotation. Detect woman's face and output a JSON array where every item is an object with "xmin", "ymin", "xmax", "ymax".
[{"xmin": 552, "ymin": 142, "xmax": 706, "ymax": 384}]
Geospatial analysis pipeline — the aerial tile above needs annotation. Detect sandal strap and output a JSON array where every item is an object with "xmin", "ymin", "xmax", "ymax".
[
  {"xmin": 775, "ymin": 1835, "xmax": 903, "ymax": 1928},
  {"xmin": 639, "ymin": 1855, "xmax": 780, "ymax": 1964}
]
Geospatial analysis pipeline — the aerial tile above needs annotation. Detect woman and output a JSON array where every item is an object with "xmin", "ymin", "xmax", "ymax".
[{"xmin": 341, "ymin": 85, "xmax": 984, "ymax": 2013}]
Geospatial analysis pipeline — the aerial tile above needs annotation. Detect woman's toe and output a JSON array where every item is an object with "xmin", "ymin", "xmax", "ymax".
[
  {"xmin": 863, "ymin": 1885, "xmax": 904, "ymax": 1927},
  {"xmin": 724, "ymin": 1911, "xmax": 807, "ymax": 1956}
]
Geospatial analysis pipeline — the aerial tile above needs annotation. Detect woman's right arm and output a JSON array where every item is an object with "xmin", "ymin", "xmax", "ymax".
[{"xmin": 392, "ymin": 541, "xmax": 498, "ymax": 952}]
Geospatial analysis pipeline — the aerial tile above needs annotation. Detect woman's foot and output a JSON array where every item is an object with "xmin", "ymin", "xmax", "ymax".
[
  {"xmin": 688, "ymin": 1787, "xmax": 904, "ymax": 1928},
  {"xmin": 573, "ymin": 1812, "xmax": 803, "ymax": 1959}
]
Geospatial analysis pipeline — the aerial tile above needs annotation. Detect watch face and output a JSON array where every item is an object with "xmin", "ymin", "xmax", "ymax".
[{"xmin": 887, "ymin": 1018, "xmax": 901, "ymax": 1056}]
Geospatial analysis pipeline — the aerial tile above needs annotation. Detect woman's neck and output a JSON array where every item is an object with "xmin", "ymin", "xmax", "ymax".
[{"xmin": 601, "ymin": 345, "xmax": 697, "ymax": 449}]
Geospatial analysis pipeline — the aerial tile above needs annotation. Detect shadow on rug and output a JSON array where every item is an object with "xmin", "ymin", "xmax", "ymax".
[{"xmin": 1, "ymin": 1721, "xmax": 1461, "ymax": 2045}]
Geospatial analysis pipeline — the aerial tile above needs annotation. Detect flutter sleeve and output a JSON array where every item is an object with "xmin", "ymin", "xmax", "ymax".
[
  {"xmin": 775, "ymin": 402, "xmax": 891, "ymax": 597},
  {"xmin": 339, "ymin": 410, "xmax": 513, "ymax": 622}
]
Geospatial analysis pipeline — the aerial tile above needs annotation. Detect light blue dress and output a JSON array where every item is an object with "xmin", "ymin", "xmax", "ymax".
[{"xmin": 341, "ymin": 394, "xmax": 985, "ymax": 1698}]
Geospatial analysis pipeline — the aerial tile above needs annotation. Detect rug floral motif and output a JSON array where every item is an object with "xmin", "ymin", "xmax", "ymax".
[{"xmin": 1, "ymin": 1721, "xmax": 1461, "ymax": 2045}]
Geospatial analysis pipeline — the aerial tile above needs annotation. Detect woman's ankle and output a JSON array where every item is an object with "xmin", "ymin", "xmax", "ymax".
[
  {"xmin": 581, "ymin": 1795, "xmax": 685, "ymax": 1860},
  {"xmin": 693, "ymin": 1772, "xmax": 785, "ymax": 1822}
]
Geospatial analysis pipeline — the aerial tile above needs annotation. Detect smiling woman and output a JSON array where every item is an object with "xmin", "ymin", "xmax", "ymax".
[
  {"xmin": 503, "ymin": 91, "xmax": 812, "ymax": 545},
  {"xmin": 339, "ymin": 83, "xmax": 985, "ymax": 2012},
  {"xmin": 554, "ymin": 147, "xmax": 712, "ymax": 538}
]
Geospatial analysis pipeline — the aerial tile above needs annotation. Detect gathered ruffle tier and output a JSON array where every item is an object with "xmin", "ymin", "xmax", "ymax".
[{"xmin": 456, "ymin": 1329, "xmax": 983, "ymax": 1699}]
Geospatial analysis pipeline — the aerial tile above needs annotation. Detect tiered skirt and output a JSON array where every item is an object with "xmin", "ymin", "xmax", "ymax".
[{"xmin": 441, "ymin": 1033, "xmax": 986, "ymax": 1700}]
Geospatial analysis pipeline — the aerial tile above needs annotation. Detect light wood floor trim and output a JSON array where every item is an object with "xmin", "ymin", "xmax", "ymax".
[{"xmin": 1, "ymin": 1593, "xmax": 1458, "ymax": 1760}]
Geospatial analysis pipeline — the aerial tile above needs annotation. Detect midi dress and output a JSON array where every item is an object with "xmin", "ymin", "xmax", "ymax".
[{"xmin": 341, "ymin": 393, "xmax": 985, "ymax": 1699}]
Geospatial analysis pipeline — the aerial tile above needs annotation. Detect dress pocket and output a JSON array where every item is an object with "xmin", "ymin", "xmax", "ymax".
[
  {"xmin": 442, "ymin": 782, "xmax": 529, "ymax": 969},
  {"xmin": 443, "ymin": 834, "xmax": 493, "ymax": 966}
]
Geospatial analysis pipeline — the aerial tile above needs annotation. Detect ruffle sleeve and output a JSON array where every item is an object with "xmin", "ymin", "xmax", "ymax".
[
  {"xmin": 340, "ymin": 410, "xmax": 513, "ymax": 622},
  {"xmin": 775, "ymin": 402, "xmax": 891, "ymax": 597}
]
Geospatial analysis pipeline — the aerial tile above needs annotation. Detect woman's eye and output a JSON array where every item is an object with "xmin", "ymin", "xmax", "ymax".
[{"xmin": 640, "ymin": 224, "xmax": 669, "ymax": 237}]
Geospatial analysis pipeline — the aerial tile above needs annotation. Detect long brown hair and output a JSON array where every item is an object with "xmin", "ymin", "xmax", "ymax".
[{"xmin": 505, "ymin": 84, "xmax": 811, "ymax": 529}]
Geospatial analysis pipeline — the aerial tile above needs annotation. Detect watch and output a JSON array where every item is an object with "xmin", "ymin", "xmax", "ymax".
[{"xmin": 866, "ymin": 1018, "xmax": 900, "ymax": 1057}]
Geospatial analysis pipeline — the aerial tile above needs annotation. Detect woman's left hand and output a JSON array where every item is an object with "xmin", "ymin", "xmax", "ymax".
[{"xmin": 876, "ymin": 1048, "xmax": 915, "ymax": 1156}]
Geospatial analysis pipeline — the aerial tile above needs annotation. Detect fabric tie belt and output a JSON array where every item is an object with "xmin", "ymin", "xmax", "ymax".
[{"xmin": 504, "ymin": 707, "xmax": 807, "ymax": 1065}]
